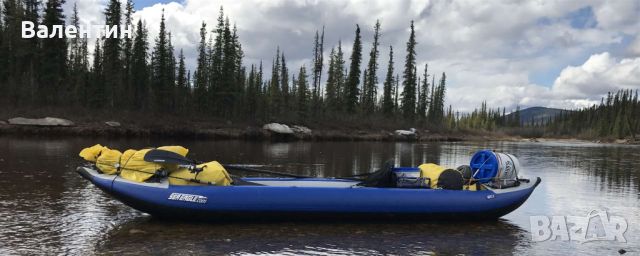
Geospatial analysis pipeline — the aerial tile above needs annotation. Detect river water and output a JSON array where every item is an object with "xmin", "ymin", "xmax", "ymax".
[{"xmin": 0, "ymin": 137, "xmax": 637, "ymax": 255}]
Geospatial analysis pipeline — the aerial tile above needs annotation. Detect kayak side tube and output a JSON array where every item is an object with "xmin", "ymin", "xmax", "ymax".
[{"xmin": 77, "ymin": 166, "xmax": 541, "ymax": 221}]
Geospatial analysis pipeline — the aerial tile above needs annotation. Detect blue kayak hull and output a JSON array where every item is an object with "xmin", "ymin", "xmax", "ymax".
[{"xmin": 77, "ymin": 166, "xmax": 540, "ymax": 221}]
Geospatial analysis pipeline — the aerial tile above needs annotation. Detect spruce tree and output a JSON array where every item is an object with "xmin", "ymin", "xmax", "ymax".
[
  {"xmin": 232, "ymin": 24, "xmax": 244, "ymax": 115},
  {"xmin": 39, "ymin": 0, "xmax": 67, "ymax": 105},
  {"xmin": 1, "ymin": 0, "xmax": 17, "ymax": 86},
  {"xmin": 69, "ymin": 4, "xmax": 88, "ymax": 74},
  {"xmin": 394, "ymin": 74, "xmax": 399, "ymax": 112},
  {"xmin": 417, "ymin": 63, "xmax": 429, "ymax": 119},
  {"xmin": 401, "ymin": 21, "xmax": 417, "ymax": 119},
  {"xmin": 268, "ymin": 47, "xmax": 281, "ymax": 116},
  {"xmin": 324, "ymin": 42, "xmax": 347, "ymax": 114},
  {"xmin": 290, "ymin": 73, "xmax": 297, "ymax": 101},
  {"xmin": 363, "ymin": 20, "xmax": 381, "ymax": 115},
  {"xmin": 1, "ymin": 0, "xmax": 32, "ymax": 104},
  {"xmin": 325, "ymin": 47, "xmax": 338, "ymax": 112},
  {"xmin": 297, "ymin": 65, "xmax": 309, "ymax": 120},
  {"xmin": 167, "ymin": 32, "xmax": 177, "ymax": 109},
  {"xmin": 336, "ymin": 41, "xmax": 347, "ymax": 107},
  {"xmin": 68, "ymin": 3, "xmax": 88, "ymax": 105},
  {"xmin": 22, "ymin": 0, "xmax": 40, "ymax": 104},
  {"xmin": 177, "ymin": 49, "xmax": 187, "ymax": 112},
  {"xmin": 345, "ymin": 25, "xmax": 362, "ymax": 113},
  {"xmin": 427, "ymin": 72, "xmax": 446, "ymax": 125},
  {"xmin": 382, "ymin": 46, "xmax": 394, "ymax": 116},
  {"xmin": 122, "ymin": 0, "xmax": 134, "ymax": 107},
  {"xmin": 210, "ymin": 6, "xmax": 225, "ymax": 109},
  {"xmin": 201, "ymin": 30, "xmax": 211, "ymax": 111},
  {"xmin": 103, "ymin": 0, "xmax": 122, "ymax": 108},
  {"xmin": 194, "ymin": 22, "xmax": 208, "ymax": 111},
  {"xmin": 151, "ymin": 10, "xmax": 174, "ymax": 111},
  {"xmin": 24, "ymin": 0, "xmax": 38, "ymax": 24},
  {"xmin": 245, "ymin": 64, "xmax": 259, "ymax": 118},
  {"xmin": 89, "ymin": 39, "xmax": 105, "ymax": 108},
  {"xmin": 429, "ymin": 74, "xmax": 435, "ymax": 116},
  {"xmin": 416, "ymin": 73, "xmax": 420, "ymax": 116},
  {"xmin": 360, "ymin": 68, "xmax": 367, "ymax": 105},
  {"xmin": 280, "ymin": 52, "xmax": 290, "ymax": 112},
  {"xmin": 131, "ymin": 19, "xmax": 149, "ymax": 110},
  {"xmin": 436, "ymin": 73, "xmax": 447, "ymax": 124},
  {"xmin": 334, "ymin": 41, "xmax": 346, "ymax": 109},
  {"xmin": 68, "ymin": 3, "xmax": 79, "ymax": 71},
  {"xmin": 312, "ymin": 27, "xmax": 325, "ymax": 109},
  {"xmin": 220, "ymin": 17, "xmax": 237, "ymax": 117}
]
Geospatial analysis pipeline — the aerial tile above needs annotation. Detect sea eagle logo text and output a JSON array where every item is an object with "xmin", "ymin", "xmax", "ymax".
[{"xmin": 168, "ymin": 193, "xmax": 208, "ymax": 204}]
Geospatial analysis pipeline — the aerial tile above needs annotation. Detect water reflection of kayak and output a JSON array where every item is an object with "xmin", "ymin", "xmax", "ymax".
[
  {"xmin": 76, "ymin": 165, "xmax": 540, "ymax": 221},
  {"xmin": 99, "ymin": 218, "xmax": 527, "ymax": 255}
]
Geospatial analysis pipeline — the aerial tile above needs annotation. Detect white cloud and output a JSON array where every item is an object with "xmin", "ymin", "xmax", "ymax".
[
  {"xmin": 552, "ymin": 52, "xmax": 640, "ymax": 100},
  {"xmin": 592, "ymin": 1, "xmax": 640, "ymax": 33},
  {"xmin": 63, "ymin": 0, "xmax": 106, "ymax": 27},
  {"xmin": 443, "ymin": 52, "xmax": 640, "ymax": 111},
  {"xmin": 68, "ymin": 0, "xmax": 640, "ymax": 112}
]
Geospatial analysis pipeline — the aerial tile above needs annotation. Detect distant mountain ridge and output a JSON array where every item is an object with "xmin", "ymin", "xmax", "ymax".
[{"xmin": 508, "ymin": 107, "xmax": 567, "ymax": 125}]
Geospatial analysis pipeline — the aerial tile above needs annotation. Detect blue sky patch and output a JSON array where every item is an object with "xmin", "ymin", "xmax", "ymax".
[
  {"xmin": 134, "ymin": 0, "xmax": 179, "ymax": 10},
  {"xmin": 566, "ymin": 6, "xmax": 597, "ymax": 29},
  {"xmin": 535, "ymin": 17, "xmax": 553, "ymax": 26},
  {"xmin": 529, "ymin": 69, "xmax": 559, "ymax": 88}
]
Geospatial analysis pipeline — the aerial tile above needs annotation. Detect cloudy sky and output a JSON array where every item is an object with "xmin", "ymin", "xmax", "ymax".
[{"xmin": 65, "ymin": 0, "xmax": 640, "ymax": 112}]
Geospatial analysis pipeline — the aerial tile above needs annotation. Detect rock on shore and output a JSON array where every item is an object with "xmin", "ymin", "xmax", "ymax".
[
  {"xmin": 291, "ymin": 125, "xmax": 312, "ymax": 135},
  {"xmin": 263, "ymin": 123, "xmax": 313, "ymax": 135},
  {"xmin": 394, "ymin": 128, "xmax": 416, "ymax": 136},
  {"xmin": 105, "ymin": 121, "xmax": 121, "ymax": 127},
  {"xmin": 262, "ymin": 123, "xmax": 294, "ymax": 134},
  {"xmin": 8, "ymin": 117, "xmax": 74, "ymax": 126}
]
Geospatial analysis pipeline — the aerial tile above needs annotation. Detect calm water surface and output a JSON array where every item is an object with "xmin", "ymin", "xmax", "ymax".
[{"xmin": 0, "ymin": 137, "xmax": 638, "ymax": 255}]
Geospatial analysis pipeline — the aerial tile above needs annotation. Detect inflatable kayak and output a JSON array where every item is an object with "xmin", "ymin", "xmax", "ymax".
[{"xmin": 76, "ymin": 165, "xmax": 540, "ymax": 221}]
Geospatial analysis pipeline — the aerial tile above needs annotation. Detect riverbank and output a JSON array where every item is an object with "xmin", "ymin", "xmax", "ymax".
[
  {"xmin": 0, "ymin": 117, "xmax": 509, "ymax": 142},
  {"xmin": 0, "ymin": 107, "xmax": 500, "ymax": 141},
  {"xmin": 1, "ymin": 109, "xmax": 636, "ymax": 143}
]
